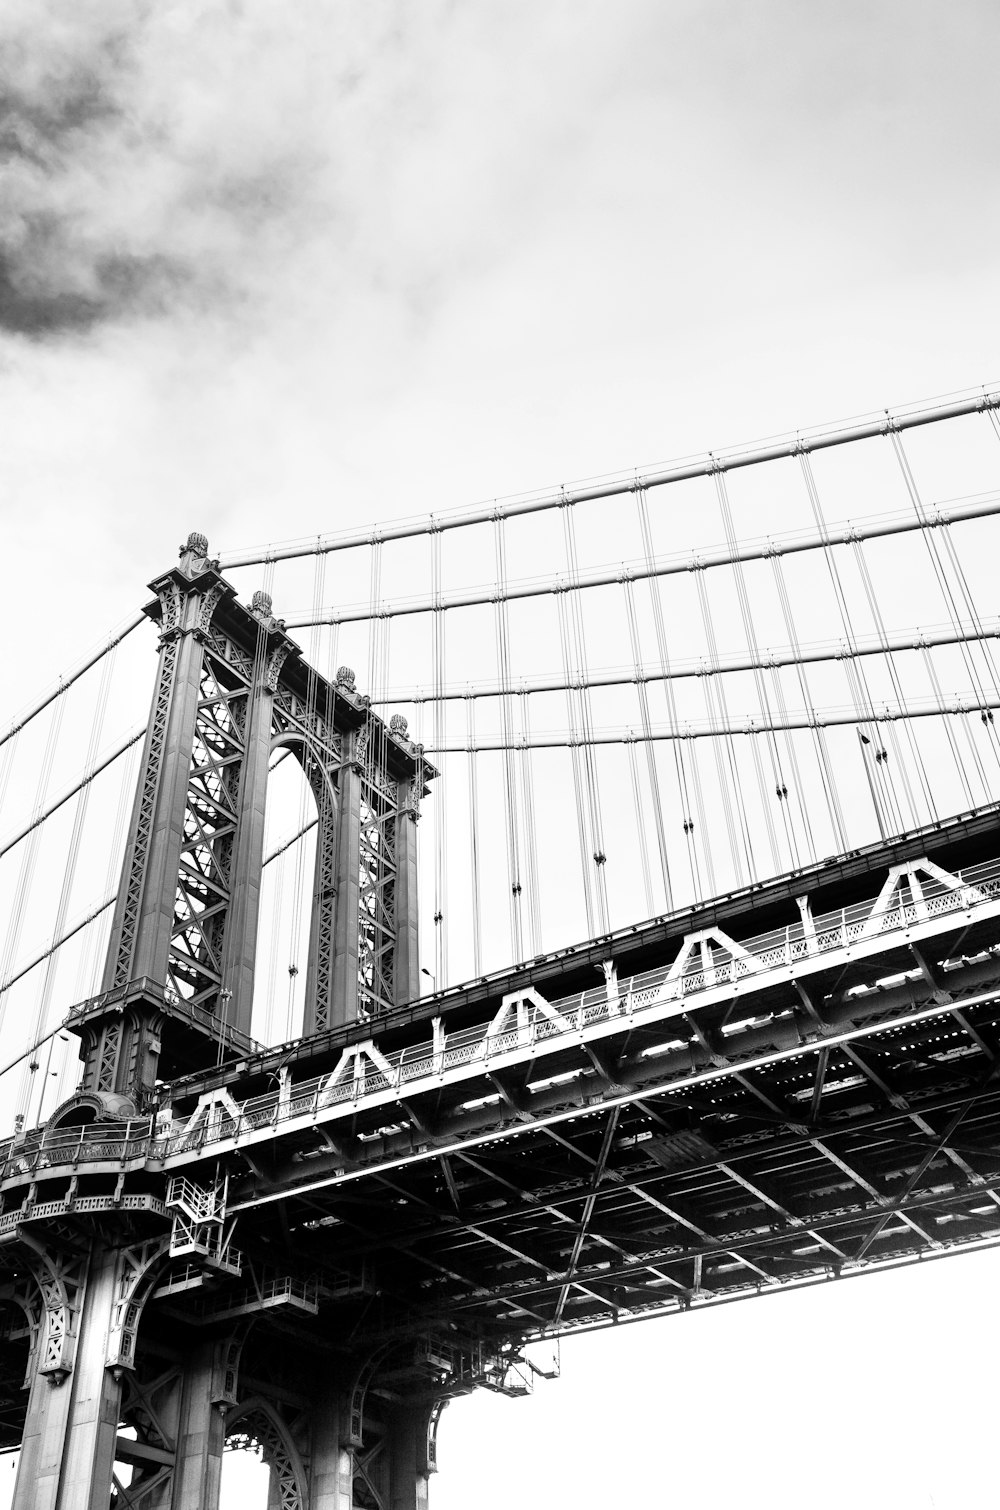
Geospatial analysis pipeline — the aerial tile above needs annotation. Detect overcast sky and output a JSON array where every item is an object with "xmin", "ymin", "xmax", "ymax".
[
  {"xmin": 3, "ymin": 3, "xmax": 1000, "ymax": 1507},
  {"xmin": 3, "ymin": 0, "xmax": 1000, "ymax": 699}
]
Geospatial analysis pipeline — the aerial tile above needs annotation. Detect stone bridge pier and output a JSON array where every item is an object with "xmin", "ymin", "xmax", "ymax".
[{"xmin": 5, "ymin": 1229, "xmax": 441, "ymax": 1510}]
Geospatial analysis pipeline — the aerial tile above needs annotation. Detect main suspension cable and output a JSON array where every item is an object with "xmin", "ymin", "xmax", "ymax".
[
  {"xmin": 0, "ymin": 614, "xmax": 143, "ymax": 754},
  {"xmin": 283, "ymin": 495, "xmax": 1000, "ymax": 629},
  {"xmin": 17, "ymin": 642, "xmax": 118, "ymax": 1124},
  {"xmin": 0, "ymin": 758, "xmax": 325, "ymax": 1045},
  {"xmin": 0, "ymin": 728, "xmax": 144, "ymax": 865},
  {"xmin": 220, "ymin": 387, "xmax": 1000, "ymax": 569},
  {"xmin": 0, "ymin": 696, "xmax": 68, "ymax": 1042},
  {"xmin": 367, "ymin": 617, "xmax": 1000, "ymax": 708},
  {"xmin": 423, "ymin": 696, "xmax": 1000, "ymax": 751}
]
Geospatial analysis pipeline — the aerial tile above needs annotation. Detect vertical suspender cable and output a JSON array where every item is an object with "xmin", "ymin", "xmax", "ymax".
[
  {"xmin": 714, "ymin": 471, "xmax": 798, "ymax": 870},
  {"xmin": 851, "ymin": 539, "xmax": 934, "ymax": 826},
  {"xmin": 621, "ymin": 578, "xmax": 673, "ymax": 910},
  {"xmin": 493, "ymin": 519, "xmax": 524, "ymax": 961},
  {"xmin": 300, "ymin": 553, "xmax": 327, "ymax": 1026},
  {"xmin": 889, "ymin": 429, "xmax": 1000, "ymax": 787},
  {"xmin": 685, "ymin": 737, "xmax": 711, "ymax": 902},
  {"xmin": 361, "ymin": 538, "xmax": 394, "ymax": 1016},
  {"xmin": 518, "ymin": 694, "xmax": 543, "ymax": 955},
  {"xmin": 265, "ymin": 555, "xmax": 303, "ymax": 1036},
  {"xmin": 251, "ymin": 560, "xmax": 296, "ymax": 1041},
  {"xmin": 693, "ymin": 567, "xmax": 753, "ymax": 886},
  {"xmin": 633, "ymin": 486, "xmax": 700, "ymax": 898},
  {"xmin": 556, "ymin": 590, "xmax": 595, "ymax": 936},
  {"xmin": 940, "ymin": 524, "xmax": 1000, "ymax": 708},
  {"xmin": 799, "ymin": 452, "xmax": 927, "ymax": 837},
  {"xmin": 465, "ymin": 696, "xmax": 483, "ymax": 977},
  {"xmin": 431, "ymin": 528, "xmax": 449, "ymax": 986},
  {"xmin": 626, "ymin": 736, "xmax": 655, "ymax": 917},
  {"xmin": 245, "ymin": 561, "xmax": 278, "ymax": 1042},
  {"xmin": 633, "ymin": 488, "xmax": 701, "ymax": 899},
  {"xmin": 264, "ymin": 847, "xmax": 284, "ymax": 1045},
  {"xmin": 937, "ymin": 524, "xmax": 1000, "ymax": 795},
  {"xmin": 770, "ymin": 554, "xmax": 847, "ymax": 850},
  {"xmin": 560, "ymin": 501, "xmax": 609, "ymax": 934},
  {"xmin": 920, "ymin": 645, "xmax": 977, "ymax": 809}
]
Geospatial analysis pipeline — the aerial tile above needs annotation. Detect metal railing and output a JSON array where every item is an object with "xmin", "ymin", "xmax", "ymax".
[
  {"xmin": 4, "ymin": 854, "xmax": 999, "ymax": 1181},
  {"xmin": 154, "ymin": 854, "xmax": 1000, "ymax": 1151}
]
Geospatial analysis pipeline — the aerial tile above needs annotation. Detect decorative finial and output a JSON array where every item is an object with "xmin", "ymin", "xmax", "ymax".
[
  {"xmin": 389, "ymin": 713, "xmax": 409, "ymax": 738},
  {"xmin": 336, "ymin": 666, "xmax": 356, "ymax": 692},
  {"xmin": 184, "ymin": 531, "xmax": 209, "ymax": 558},
  {"xmin": 251, "ymin": 589, "xmax": 273, "ymax": 619}
]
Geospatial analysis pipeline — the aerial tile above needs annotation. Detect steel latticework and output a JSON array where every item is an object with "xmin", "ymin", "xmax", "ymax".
[{"xmin": 3, "ymin": 473, "xmax": 1000, "ymax": 1510}]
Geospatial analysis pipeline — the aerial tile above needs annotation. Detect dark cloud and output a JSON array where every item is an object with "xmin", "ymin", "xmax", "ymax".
[
  {"xmin": 0, "ymin": 13, "xmax": 149, "ymax": 335},
  {"xmin": 0, "ymin": 242, "xmax": 182, "ymax": 337},
  {"xmin": 0, "ymin": 0, "xmax": 617, "ymax": 345},
  {"xmin": 0, "ymin": 3, "xmax": 341, "ymax": 339}
]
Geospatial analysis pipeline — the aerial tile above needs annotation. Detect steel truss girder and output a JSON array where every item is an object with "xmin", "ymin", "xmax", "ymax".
[
  {"xmin": 214, "ymin": 957, "xmax": 1000, "ymax": 1207},
  {"xmin": 161, "ymin": 845, "xmax": 1000, "ymax": 1186},
  {"xmin": 216, "ymin": 968, "xmax": 1000, "ymax": 1335}
]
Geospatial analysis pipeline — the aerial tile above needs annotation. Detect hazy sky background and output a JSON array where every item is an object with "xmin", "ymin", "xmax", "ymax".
[
  {"xmin": 3, "ymin": 2, "xmax": 1000, "ymax": 1506},
  {"xmin": 3, "ymin": 0, "xmax": 1000, "ymax": 702}
]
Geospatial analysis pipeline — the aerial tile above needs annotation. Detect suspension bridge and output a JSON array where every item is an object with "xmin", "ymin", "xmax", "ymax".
[{"xmin": 2, "ymin": 388, "xmax": 1000, "ymax": 1506}]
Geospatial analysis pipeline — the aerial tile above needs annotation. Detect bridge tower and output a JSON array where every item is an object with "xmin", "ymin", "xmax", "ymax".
[
  {"xmin": 4, "ymin": 536, "xmax": 439, "ymax": 1510},
  {"xmin": 71, "ymin": 531, "xmax": 426, "ymax": 1111}
]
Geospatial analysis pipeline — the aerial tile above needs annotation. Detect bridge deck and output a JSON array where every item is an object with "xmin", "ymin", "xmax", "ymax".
[{"xmin": 1, "ymin": 804, "xmax": 999, "ymax": 1366}]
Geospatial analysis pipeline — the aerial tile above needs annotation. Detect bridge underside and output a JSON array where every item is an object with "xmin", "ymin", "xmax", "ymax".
[{"xmin": 214, "ymin": 938, "xmax": 1000, "ymax": 1344}]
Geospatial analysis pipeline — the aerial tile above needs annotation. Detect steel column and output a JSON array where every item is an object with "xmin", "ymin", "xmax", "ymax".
[
  {"xmin": 387, "ymin": 1405, "xmax": 432, "ymax": 1510},
  {"xmin": 393, "ymin": 779, "xmax": 420, "ymax": 1008},
  {"xmin": 13, "ymin": 1245, "xmax": 121, "ymax": 1510},
  {"xmin": 168, "ymin": 1341, "xmax": 227, "ymax": 1510},
  {"xmin": 308, "ymin": 1387, "xmax": 354, "ymax": 1510},
  {"xmin": 329, "ymin": 738, "xmax": 362, "ymax": 1027},
  {"xmin": 102, "ymin": 542, "xmax": 220, "ymax": 998},
  {"xmin": 218, "ymin": 631, "xmax": 278, "ymax": 1041}
]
